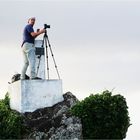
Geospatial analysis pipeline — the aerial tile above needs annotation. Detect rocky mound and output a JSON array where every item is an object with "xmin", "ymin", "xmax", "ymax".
[{"xmin": 22, "ymin": 92, "xmax": 83, "ymax": 139}]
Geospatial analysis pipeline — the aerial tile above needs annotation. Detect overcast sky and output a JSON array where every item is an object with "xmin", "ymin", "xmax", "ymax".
[{"xmin": 0, "ymin": 0, "xmax": 140, "ymax": 139}]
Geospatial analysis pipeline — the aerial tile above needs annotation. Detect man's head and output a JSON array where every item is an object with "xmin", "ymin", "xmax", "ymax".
[{"xmin": 28, "ymin": 17, "xmax": 36, "ymax": 25}]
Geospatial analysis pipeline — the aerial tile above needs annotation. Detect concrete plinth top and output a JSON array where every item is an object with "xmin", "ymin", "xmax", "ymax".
[{"xmin": 9, "ymin": 79, "xmax": 64, "ymax": 113}]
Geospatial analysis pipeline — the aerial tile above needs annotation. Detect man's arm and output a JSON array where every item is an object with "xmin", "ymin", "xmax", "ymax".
[{"xmin": 31, "ymin": 29, "xmax": 46, "ymax": 38}]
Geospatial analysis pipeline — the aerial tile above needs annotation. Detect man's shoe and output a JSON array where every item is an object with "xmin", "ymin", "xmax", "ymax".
[{"xmin": 31, "ymin": 77, "xmax": 42, "ymax": 80}]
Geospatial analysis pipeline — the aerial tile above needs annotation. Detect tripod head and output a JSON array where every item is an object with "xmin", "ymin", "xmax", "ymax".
[
  {"xmin": 43, "ymin": 27, "xmax": 48, "ymax": 38},
  {"xmin": 44, "ymin": 30, "xmax": 47, "ymax": 37}
]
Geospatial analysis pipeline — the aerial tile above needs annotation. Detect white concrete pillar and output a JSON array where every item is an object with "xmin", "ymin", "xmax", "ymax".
[
  {"xmin": 35, "ymin": 40, "xmax": 46, "ymax": 79},
  {"xmin": 9, "ymin": 80, "xmax": 64, "ymax": 113}
]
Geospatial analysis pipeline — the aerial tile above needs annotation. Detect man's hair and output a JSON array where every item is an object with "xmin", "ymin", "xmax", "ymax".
[{"xmin": 28, "ymin": 17, "xmax": 36, "ymax": 23}]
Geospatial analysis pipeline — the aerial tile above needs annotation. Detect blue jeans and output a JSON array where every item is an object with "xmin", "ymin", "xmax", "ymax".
[{"xmin": 21, "ymin": 42, "xmax": 36, "ymax": 79}]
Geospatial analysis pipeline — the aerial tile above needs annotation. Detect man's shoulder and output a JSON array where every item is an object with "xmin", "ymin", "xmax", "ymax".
[
  {"xmin": 25, "ymin": 24, "xmax": 33, "ymax": 29},
  {"xmin": 24, "ymin": 24, "xmax": 34, "ymax": 32}
]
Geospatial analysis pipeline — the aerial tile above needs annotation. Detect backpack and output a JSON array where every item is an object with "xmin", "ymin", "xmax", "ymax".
[{"xmin": 10, "ymin": 73, "xmax": 30, "ymax": 83}]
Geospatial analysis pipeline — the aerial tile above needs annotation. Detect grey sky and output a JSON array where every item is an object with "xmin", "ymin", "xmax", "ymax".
[{"xmin": 0, "ymin": 0, "xmax": 140, "ymax": 139}]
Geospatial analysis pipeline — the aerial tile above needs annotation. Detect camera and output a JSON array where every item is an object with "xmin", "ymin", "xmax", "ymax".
[{"xmin": 44, "ymin": 24, "xmax": 50, "ymax": 29}]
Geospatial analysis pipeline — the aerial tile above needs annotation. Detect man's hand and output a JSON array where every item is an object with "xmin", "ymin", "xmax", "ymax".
[
  {"xmin": 39, "ymin": 28, "xmax": 46, "ymax": 34},
  {"xmin": 31, "ymin": 28, "xmax": 46, "ymax": 38}
]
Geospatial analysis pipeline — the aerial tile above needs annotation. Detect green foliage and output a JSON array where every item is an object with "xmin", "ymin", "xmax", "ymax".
[
  {"xmin": 0, "ymin": 93, "xmax": 25, "ymax": 139},
  {"xmin": 71, "ymin": 90, "xmax": 131, "ymax": 139}
]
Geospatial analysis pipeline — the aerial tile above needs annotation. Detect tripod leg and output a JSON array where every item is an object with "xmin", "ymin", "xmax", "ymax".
[
  {"xmin": 44, "ymin": 35, "xmax": 50, "ymax": 79},
  {"xmin": 46, "ymin": 35, "xmax": 60, "ymax": 79}
]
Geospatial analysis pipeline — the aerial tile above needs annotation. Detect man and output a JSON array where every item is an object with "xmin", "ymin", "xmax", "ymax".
[{"xmin": 21, "ymin": 17, "xmax": 46, "ymax": 80}]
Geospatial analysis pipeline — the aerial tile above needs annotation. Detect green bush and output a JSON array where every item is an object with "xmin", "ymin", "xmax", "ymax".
[
  {"xmin": 0, "ymin": 93, "xmax": 25, "ymax": 139},
  {"xmin": 71, "ymin": 90, "xmax": 131, "ymax": 139}
]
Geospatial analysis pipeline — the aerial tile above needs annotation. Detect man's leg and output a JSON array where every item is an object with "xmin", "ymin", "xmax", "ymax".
[{"xmin": 21, "ymin": 48, "xmax": 29, "ymax": 80}]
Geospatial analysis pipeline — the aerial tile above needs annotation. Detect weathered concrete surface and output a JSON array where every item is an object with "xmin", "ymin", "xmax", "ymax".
[{"xmin": 9, "ymin": 80, "xmax": 63, "ymax": 113}]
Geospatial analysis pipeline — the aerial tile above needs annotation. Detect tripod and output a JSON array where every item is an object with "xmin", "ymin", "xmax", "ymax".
[{"xmin": 36, "ymin": 30, "xmax": 60, "ymax": 80}]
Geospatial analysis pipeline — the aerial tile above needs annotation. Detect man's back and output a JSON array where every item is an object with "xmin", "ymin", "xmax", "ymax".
[{"xmin": 23, "ymin": 24, "xmax": 35, "ymax": 44}]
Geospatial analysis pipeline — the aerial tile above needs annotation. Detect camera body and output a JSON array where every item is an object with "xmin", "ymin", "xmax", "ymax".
[{"xmin": 44, "ymin": 24, "xmax": 50, "ymax": 29}]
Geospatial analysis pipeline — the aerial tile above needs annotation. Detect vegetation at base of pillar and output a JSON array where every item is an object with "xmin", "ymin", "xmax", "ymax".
[
  {"xmin": 0, "ymin": 93, "xmax": 26, "ymax": 139},
  {"xmin": 71, "ymin": 90, "xmax": 131, "ymax": 139}
]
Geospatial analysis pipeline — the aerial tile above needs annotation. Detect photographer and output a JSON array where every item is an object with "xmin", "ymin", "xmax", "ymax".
[{"xmin": 21, "ymin": 17, "xmax": 46, "ymax": 80}]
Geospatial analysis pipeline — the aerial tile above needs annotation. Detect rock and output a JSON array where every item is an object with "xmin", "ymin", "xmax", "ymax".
[{"xmin": 22, "ymin": 92, "xmax": 82, "ymax": 140}]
